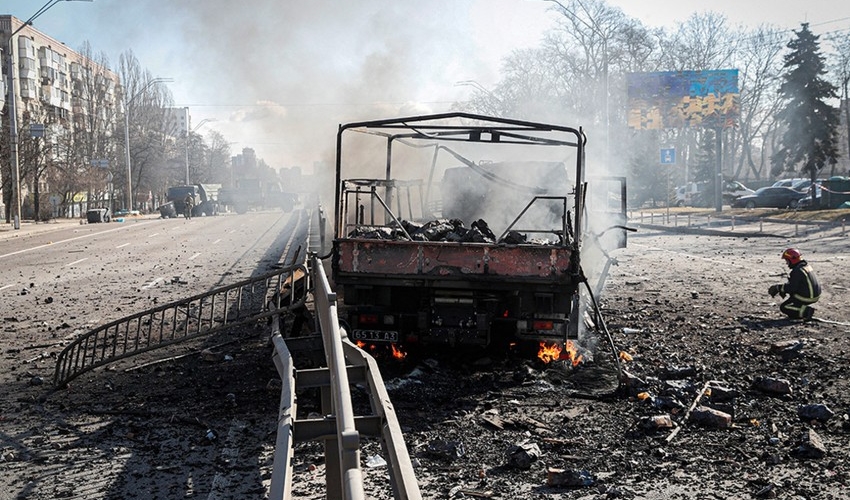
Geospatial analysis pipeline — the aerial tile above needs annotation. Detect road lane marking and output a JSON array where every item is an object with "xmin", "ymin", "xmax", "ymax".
[
  {"xmin": 0, "ymin": 220, "xmax": 158, "ymax": 260},
  {"xmin": 116, "ymin": 243, "xmax": 130, "ymax": 249},
  {"xmin": 148, "ymin": 233, "xmax": 159, "ymax": 238},
  {"xmin": 189, "ymin": 252, "xmax": 202, "ymax": 261},
  {"xmin": 65, "ymin": 258, "xmax": 88, "ymax": 267},
  {"xmin": 0, "ymin": 284, "xmax": 13, "ymax": 292},
  {"xmin": 142, "ymin": 277, "xmax": 164, "ymax": 289},
  {"xmin": 213, "ymin": 238, "xmax": 222, "ymax": 244}
]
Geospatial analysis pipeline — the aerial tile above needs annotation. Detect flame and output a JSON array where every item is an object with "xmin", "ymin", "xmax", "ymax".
[
  {"xmin": 537, "ymin": 340, "xmax": 583, "ymax": 366},
  {"xmin": 354, "ymin": 340, "xmax": 406, "ymax": 360},
  {"xmin": 391, "ymin": 343, "xmax": 407, "ymax": 360}
]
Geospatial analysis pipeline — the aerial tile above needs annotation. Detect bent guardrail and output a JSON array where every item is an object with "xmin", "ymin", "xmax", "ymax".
[{"xmin": 268, "ymin": 254, "xmax": 421, "ymax": 500}]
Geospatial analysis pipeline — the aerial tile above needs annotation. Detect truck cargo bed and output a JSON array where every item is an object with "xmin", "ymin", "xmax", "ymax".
[{"xmin": 334, "ymin": 238, "xmax": 573, "ymax": 284}]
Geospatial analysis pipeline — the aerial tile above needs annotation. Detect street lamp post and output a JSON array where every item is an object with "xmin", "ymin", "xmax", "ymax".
[
  {"xmin": 5, "ymin": 0, "xmax": 93, "ymax": 229},
  {"xmin": 185, "ymin": 118, "xmax": 215, "ymax": 185},
  {"xmin": 122, "ymin": 77, "xmax": 171, "ymax": 210},
  {"xmin": 454, "ymin": 80, "xmax": 503, "ymax": 116}
]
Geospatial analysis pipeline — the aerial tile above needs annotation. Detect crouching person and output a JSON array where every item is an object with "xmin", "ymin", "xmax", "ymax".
[{"xmin": 768, "ymin": 248, "xmax": 821, "ymax": 320}]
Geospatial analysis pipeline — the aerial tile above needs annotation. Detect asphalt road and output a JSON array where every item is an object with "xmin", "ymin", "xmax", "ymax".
[{"xmin": 0, "ymin": 210, "xmax": 308, "ymax": 500}]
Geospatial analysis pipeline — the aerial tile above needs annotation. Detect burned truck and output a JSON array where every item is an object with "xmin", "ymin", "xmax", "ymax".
[{"xmin": 330, "ymin": 113, "xmax": 627, "ymax": 349}]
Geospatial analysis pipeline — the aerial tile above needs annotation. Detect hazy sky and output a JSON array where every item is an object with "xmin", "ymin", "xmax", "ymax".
[{"xmin": 6, "ymin": 0, "xmax": 850, "ymax": 172}]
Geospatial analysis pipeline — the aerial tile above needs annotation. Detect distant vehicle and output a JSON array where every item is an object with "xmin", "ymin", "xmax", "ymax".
[
  {"xmin": 113, "ymin": 209, "xmax": 140, "ymax": 218},
  {"xmin": 218, "ymin": 179, "xmax": 297, "ymax": 214},
  {"xmin": 672, "ymin": 180, "xmax": 754, "ymax": 207},
  {"xmin": 791, "ymin": 178, "xmax": 825, "ymax": 197},
  {"xmin": 772, "ymin": 178, "xmax": 806, "ymax": 188},
  {"xmin": 797, "ymin": 195, "xmax": 822, "ymax": 209},
  {"xmin": 732, "ymin": 186, "xmax": 807, "ymax": 209},
  {"xmin": 166, "ymin": 184, "xmax": 220, "ymax": 218},
  {"xmin": 722, "ymin": 180, "xmax": 754, "ymax": 204},
  {"xmin": 672, "ymin": 183, "xmax": 700, "ymax": 207}
]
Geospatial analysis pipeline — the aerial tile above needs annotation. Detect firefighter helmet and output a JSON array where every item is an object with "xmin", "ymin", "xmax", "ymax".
[{"xmin": 781, "ymin": 248, "xmax": 802, "ymax": 266}]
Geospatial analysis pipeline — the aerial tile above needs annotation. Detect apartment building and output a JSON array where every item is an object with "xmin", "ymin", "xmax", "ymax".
[{"xmin": 2, "ymin": 14, "xmax": 121, "ymax": 218}]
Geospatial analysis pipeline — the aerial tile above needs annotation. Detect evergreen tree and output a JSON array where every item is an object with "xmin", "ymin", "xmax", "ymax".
[{"xmin": 772, "ymin": 23, "xmax": 840, "ymax": 204}]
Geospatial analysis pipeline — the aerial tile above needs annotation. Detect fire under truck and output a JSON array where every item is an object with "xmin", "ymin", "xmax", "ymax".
[{"xmin": 329, "ymin": 113, "xmax": 627, "ymax": 351}]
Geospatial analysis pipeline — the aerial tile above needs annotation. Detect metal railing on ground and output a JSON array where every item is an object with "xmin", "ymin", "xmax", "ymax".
[
  {"xmin": 268, "ymin": 254, "xmax": 421, "ymax": 500},
  {"xmin": 632, "ymin": 210, "xmax": 848, "ymax": 237},
  {"xmin": 53, "ymin": 264, "xmax": 308, "ymax": 387}
]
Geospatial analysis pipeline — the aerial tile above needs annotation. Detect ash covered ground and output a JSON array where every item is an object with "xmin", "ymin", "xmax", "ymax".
[
  {"xmin": 291, "ymin": 221, "xmax": 850, "ymax": 499},
  {"xmin": 3, "ymin": 221, "xmax": 850, "ymax": 499}
]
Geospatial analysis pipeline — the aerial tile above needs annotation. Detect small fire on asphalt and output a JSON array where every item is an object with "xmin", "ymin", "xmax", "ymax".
[{"xmin": 537, "ymin": 340, "xmax": 584, "ymax": 366}]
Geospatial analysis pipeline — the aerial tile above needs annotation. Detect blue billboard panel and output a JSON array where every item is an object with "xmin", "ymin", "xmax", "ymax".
[{"xmin": 627, "ymin": 70, "xmax": 739, "ymax": 130}]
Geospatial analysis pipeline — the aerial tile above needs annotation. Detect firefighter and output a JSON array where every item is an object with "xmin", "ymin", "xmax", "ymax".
[{"xmin": 768, "ymin": 248, "xmax": 821, "ymax": 320}]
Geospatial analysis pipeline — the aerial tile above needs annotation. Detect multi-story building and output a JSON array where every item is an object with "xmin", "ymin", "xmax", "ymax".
[{"xmin": 2, "ymin": 15, "xmax": 121, "ymax": 218}]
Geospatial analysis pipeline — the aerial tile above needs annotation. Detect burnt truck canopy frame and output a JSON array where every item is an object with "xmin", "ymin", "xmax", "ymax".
[
  {"xmin": 330, "ymin": 112, "xmax": 618, "ymax": 348},
  {"xmin": 333, "ymin": 112, "xmax": 586, "ymax": 249}
]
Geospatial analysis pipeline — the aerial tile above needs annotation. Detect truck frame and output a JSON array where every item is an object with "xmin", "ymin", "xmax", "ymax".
[{"xmin": 330, "ymin": 112, "xmax": 626, "ymax": 349}]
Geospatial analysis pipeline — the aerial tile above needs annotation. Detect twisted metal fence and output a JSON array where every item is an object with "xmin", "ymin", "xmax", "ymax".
[{"xmin": 53, "ymin": 264, "xmax": 308, "ymax": 387}]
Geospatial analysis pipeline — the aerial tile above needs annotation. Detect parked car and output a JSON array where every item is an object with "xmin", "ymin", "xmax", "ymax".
[
  {"xmin": 772, "ymin": 178, "xmax": 806, "ymax": 188},
  {"xmin": 797, "ymin": 195, "xmax": 823, "ymax": 209},
  {"xmin": 722, "ymin": 180, "xmax": 755, "ymax": 204},
  {"xmin": 791, "ymin": 178, "xmax": 825, "ymax": 197},
  {"xmin": 112, "ymin": 209, "xmax": 141, "ymax": 218},
  {"xmin": 732, "ymin": 186, "xmax": 807, "ymax": 209}
]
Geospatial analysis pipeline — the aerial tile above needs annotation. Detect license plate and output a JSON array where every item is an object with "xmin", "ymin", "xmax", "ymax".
[{"xmin": 352, "ymin": 329, "xmax": 399, "ymax": 342}]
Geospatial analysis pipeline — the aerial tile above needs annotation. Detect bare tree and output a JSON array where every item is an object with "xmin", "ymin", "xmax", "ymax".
[
  {"xmin": 826, "ymin": 31, "xmax": 850, "ymax": 175},
  {"xmin": 202, "ymin": 130, "xmax": 233, "ymax": 186},
  {"xmin": 65, "ymin": 42, "xmax": 120, "ymax": 215},
  {"xmin": 117, "ymin": 50, "xmax": 174, "ymax": 210},
  {"xmin": 729, "ymin": 25, "xmax": 786, "ymax": 181}
]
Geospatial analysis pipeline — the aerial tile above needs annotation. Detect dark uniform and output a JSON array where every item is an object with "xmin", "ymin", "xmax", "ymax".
[
  {"xmin": 769, "ymin": 248, "xmax": 820, "ymax": 320},
  {"xmin": 184, "ymin": 194, "xmax": 194, "ymax": 219}
]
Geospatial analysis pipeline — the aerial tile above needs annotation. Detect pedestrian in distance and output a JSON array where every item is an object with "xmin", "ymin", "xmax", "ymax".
[
  {"xmin": 768, "ymin": 248, "xmax": 821, "ymax": 320},
  {"xmin": 184, "ymin": 194, "xmax": 195, "ymax": 220}
]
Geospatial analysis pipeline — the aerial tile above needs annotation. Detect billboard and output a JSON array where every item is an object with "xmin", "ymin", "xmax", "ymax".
[{"xmin": 627, "ymin": 70, "xmax": 739, "ymax": 130}]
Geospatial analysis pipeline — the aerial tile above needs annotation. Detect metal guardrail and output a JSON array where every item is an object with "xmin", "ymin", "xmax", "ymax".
[
  {"xmin": 53, "ymin": 264, "xmax": 308, "ymax": 387},
  {"xmin": 268, "ymin": 255, "xmax": 421, "ymax": 500}
]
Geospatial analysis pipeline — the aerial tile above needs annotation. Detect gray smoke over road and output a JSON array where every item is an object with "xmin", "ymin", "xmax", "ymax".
[{"xmin": 88, "ymin": 0, "xmax": 544, "ymax": 176}]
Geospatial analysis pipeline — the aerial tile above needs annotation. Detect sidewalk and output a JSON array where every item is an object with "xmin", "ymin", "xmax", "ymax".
[
  {"xmin": 0, "ymin": 215, "xmax": 157, "ymax": 241},
  {"xmin": 0, "ymin": 218, "xmax": 84, "ymax": 240}
]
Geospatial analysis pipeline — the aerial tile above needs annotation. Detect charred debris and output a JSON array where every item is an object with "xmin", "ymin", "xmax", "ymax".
[{"xmin": 348, "ymin": 217, "xmax": 564, "ymax": 246}]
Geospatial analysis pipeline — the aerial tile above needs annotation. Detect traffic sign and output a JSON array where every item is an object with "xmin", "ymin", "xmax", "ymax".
[{"xmin": 660, "ymin": 148, "xmax": 676, "ymax": 164}]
